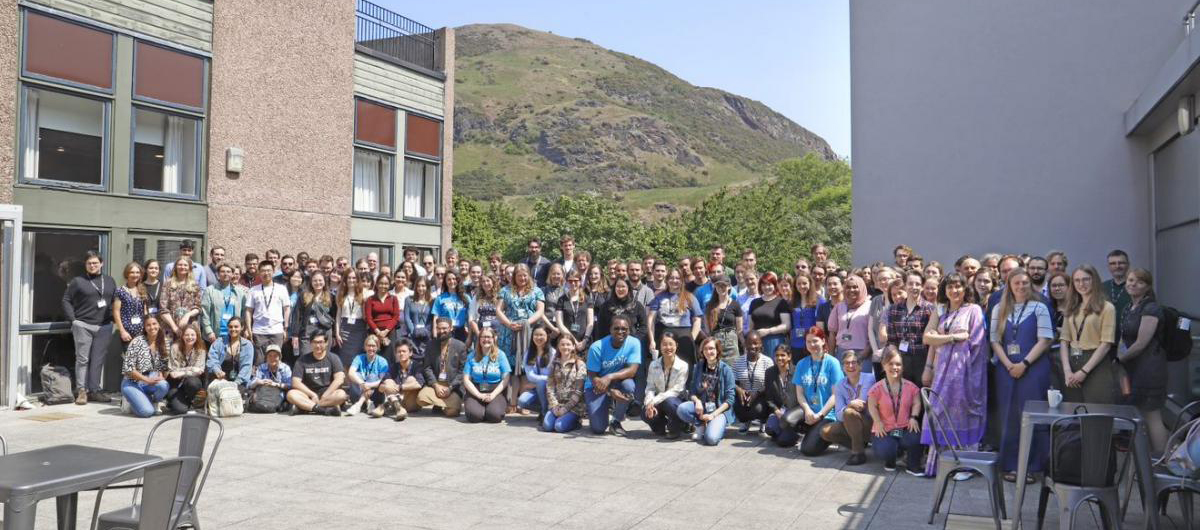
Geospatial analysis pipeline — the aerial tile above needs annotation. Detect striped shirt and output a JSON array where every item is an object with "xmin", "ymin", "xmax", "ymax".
[{"xmin": 732, "ymin": 355, "xmax": 774, "ymax": 392}]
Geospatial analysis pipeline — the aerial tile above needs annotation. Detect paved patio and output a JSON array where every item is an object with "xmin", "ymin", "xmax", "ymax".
[{"xmin": 0, "ymin": 403, "xmax": 1189, "ymax": 529}]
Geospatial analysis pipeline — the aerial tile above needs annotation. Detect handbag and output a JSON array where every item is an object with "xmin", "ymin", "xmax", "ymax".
[
  {"xmin": 247, "ymin": 384, "xmax": 284, "ymax": 413},
  {"xmin": 1159, "ymin": 417, "xmax": 1200, "ymax": 479}
]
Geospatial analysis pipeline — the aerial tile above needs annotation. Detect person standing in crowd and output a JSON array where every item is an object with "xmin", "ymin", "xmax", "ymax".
[
  {"xmin": 678, "ymin": 337, "xmax": 735, "ymax": 446},
  {"xmin": 980, "ymin": 253, "xmax": 1001, "ymax": 281},
  {"xmin": 293, "ymin": 272, "xmax": 336, "ymax": 357},
  {"xmin": 277, "ymin": 254, "xmax": 298, "ymax": 285},
  {"xmin": 335, "ymin": 271, "xmax": 371, "ymax": 369},
  {"xmin": 677, "ymin": 257, "xmax": 694, "ymax": 288},
  {"xmin": 516, "ymin": 325, "xmax": 555, "ymax": 418},
  {"xmin": 404, "ymin": 277, "xmax": 434, "ymax": 354},
  {"xmin": 627, "ymin": 260, "xmax": 654, "ymax": 308},
  {"xmin": 556, "ymin": 235, "xmax": 577, "ymax": 277},
  {"xmin": 970, "ymin": 268, "xmax": 998, "ymax": 307},
  {"xmin": 64, "ymin": 251, "xmax": 116, "ymax": 405},
  {"xmin": 866, "ymin": 268, "xmax": 898, "ymax": 370},
  {"xmin": 498, "ymin": 264, "xmax": 545, "ymax": 412},
  {"xmin": 245, "ymin": 261, "xmax": 291, "ymax": 365},
  {"xmin": 820, "ymin": 352, "xmax": 875, "ymax": 465},
  {"xmin": 540, "ymin": 264, "xmax": 567, "ymax": 336},
  {"xmin": 585, "ymin": 264, "xmax": 610, "ymax": 317},
  {"xmin": 160, "ymin": 257, "xmax": 202, "ymax": 340},
  {"xmin": 957, "ymin": 256, "xmax": 981, "ymax": 282},
  {"xmin": 749, "ymin": 272, "xmax": 792, "ymax": 361},
  {"xmin": 1103, "ymin": 250, "xmax": 1131, "ymax": 342},
  {"xmin": 1046, "ymin": 271, "xmax": 1070, "ymax": 372},
  {"xmin": 923, "ymin": 262, "xmax": 943, "ymax": 285},
  {"xmin": 883, "ymin": 271, "xmax": 935, "ymax": 385},
  {"xmin": 365, "ymin": 252, "xmax": 380, "ymax": 283},
  {"xmin": 990, "ymin": 269, "xmax": 1053, "ymax": 483},
  {"xmin": 557, "ymin": 270, "xmax": 593, "ymax": 347},
  {"xmin": 816, "ymin": 274, "xmax": 843, "ymax": 337},
  {"xmin": 1118, "ymin": 268, "xmax": 1170, "ymax": 451},
  {"xmin": 788, "ymin": 327, "xmax": 844, "ymax": 456},
  {"xmin": 113, "ymin": 262, "xmax": 146, "ymax": 346},
  {"xmin": 706, "ymin": 276, "xmax": 744, "ymax": 365},
  {"xmin": 432, "ymin": 270, "xmax": 471, "ymax": 342},
  {"xmin": 365, "ymin": 274, "xmax": 401, "ymax": 359},
  {"xmin": 197, "ymin": 246, "xmax": 225, "ymax": 288},
  {"xmin": 239, "ymin": 254, "xmax": 259, "ymax": 288},
  {"xmin": 650, "ymin": 261, "xmax": 669, "ymax": 294},
  {"xmin": 286, "ymin": 334, "xmax": 348, "ymax": 416},
  {"xmin": 345, "ymin": 335, "xmax": 391, "ymax": 417},
  {"xmin": 585, "ymin": 315, "xmax": 641, "ymax": 436},
  {"xmin": 205, "ymin": 317, "xmax": 254, "ymax": 392},
  {"xmin": 893, "ymin": 245, "xmax": 913, "ymax": 270},
  {"xmin": 165, "ymin": 325, "xmax": 205, "ymax": 415},
  {"xmin": 829, "ymin": 275, "xmax": 871, "ymax": 361},
  {"xmin": 1026, "ymin": 256, "xmax": 1049, "ymax": 299},
  {"xmin": 690, "ymin": 261, "xmax": 714, "ymax": 311},
  {"xmin": 463, "ymin": 327, "xmax": 511, "ymax": 424},
  {"xmin": 737, "ymin": 271, "xmax": 759, "ymax": 334},
  {"xmin": 419, "ymin": 317, "xmax": 469, "ymax": 417},
  {"xmin": 732, "ymin": 331, "xmax": 774, "ymax": 433},
  {"xmin": 791, "ymin": 273, "xmax": 824, "ymax": 356},
  {"xmin": 520, "ymin": 238, "xmax": 552, "ymax": 288},
  {"xmin": 1047, "ymin": 251, "xmax": 1068, "ymax": 276},
  {"xmin": 167, "ymin": 240, "xmax": 207, "ymax": 289},
  {"xmin": 1059, "ymin": 265, "xmax": 1117, "ymax": 405},
  {"xmin": 543, "ymin": 334, "xmax": 587, "ymax": 433},
  {"xmin": 643, "ymin": 332, "xmax": 689, "ymax": 438},
  {"xmin": 469, "ymin": 273, "xmax": 502, "ymax": 348},
  {"xmin": 120, "ymin": 316, "xmax": 170, "ymax": 418},
  {"xmin": 142, "ymin": 259, "xmax": 163, "ymax": 320},
  {"xmin": 812, "ymin": 243, "xmax": 830, "ymax": 265},
  {"xmin": 648, "ymin": 269, "xmax": 702, "ymax": 365},
  {"xmin": 921, "ymin": 273, "xmax": 987, "ymax": 477},
  {"xmin": 200, "ymin": 262, "xmax": 248, "ymax": 346},
  {"xmin": 868, "ymin": 350, "xmax": 924, "ymax": 475}
]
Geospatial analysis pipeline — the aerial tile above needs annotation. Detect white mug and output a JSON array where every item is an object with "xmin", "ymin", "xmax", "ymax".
[{"xmin": 1047, "ymin": 389, "xmax": 1063, "ymax": 408}]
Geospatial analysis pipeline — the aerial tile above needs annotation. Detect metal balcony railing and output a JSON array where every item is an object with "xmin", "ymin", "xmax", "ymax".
[{"xmin": 355, "ymin": 0, "xmax": 440, "ymax": 72}]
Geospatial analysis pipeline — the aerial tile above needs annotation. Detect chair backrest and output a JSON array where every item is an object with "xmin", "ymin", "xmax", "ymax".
[
  {"xmin": 90, "ymin": 456, "xmax": 201, "ymax": 530},
  {"xmin": 920, "ymin": 387, "xmax": 964, "ymax": 457},
  {"xmin": 1172, "ymin": 400, "xmax": 1200, "ymax": 434},
  {"xmin": 1049, "ymin": 413, "xmax": 1136, "ymax": 488},
  {"xmin": 143, "ymin": 415, "xmax": 224, "ymax": 512},
  {"xmin": 0, "ymin": 432, "xmax": 7, "ymax": 455}
]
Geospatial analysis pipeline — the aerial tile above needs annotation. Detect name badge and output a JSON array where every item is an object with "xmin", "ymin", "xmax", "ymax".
[
  {"xmin": 840, "ymin": 333, "xmax": 851, "ymax": 343},
  {"xmin": 1179, "ymin": 318, "xmax": 1192, "ymax": 331},
  {"xmin": 570, "ymin": 323, "xmax": 581, "ymax": 333},
  {"xmin": 438, "ymin": 371, "xmax": 448, "ymax": 381},
  {"xmin": 416, "ymin": 323, "xmax": 426, "ymax": 330},
  {"xmin": 222, "ymin": 312, "xmax": 233, "ymax": 321},
  {"xmin": 149, "ymin": 307, "xmax": 159, "ymax": 315},
  {"xmin": 97, "ymin": 300, "xmax": 107, "ymax": 309},
  {"xmin": 482, "ymin": 320, "xmax": 492, "ymax": 328},
  {"xmin": 899, "ymin": 340, "xmax": 910, "ymax": 353},
  {"xmin": 130, "ymin": 316, "xmax": 142, "ymax": 325},
  {"xmin": 1070, "ymin": 348, "xmax": 1082, "ymax": 358},
  {"xmin": 309, "ymin": 316, "xmax": 318, "ymax": 324},
  {"xmin": 1007, "ymin": 343, "xmax": 1021, "ymax": 357},
  {"xmin": 346, "ymin": 314, "xmax": 357, "ymax": 325}
]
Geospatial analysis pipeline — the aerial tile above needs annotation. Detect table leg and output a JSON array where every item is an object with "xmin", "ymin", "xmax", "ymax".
[
  {"xmin": 4, "ymin": 494, "xmax": 39, "ymax": 530},
  {"xmin": 1132, "ymin": 427, "xmax": 1159, "ymax": 530},
  {"xmin": 1011, "ymin": 413, "xmax": 1033, "ymax": 530},
  {"xmin": 56, "ymin": 492, "xmax": 79, "ymax": 530}
]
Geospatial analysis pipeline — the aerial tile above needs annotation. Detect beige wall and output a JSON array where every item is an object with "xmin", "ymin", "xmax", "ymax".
[
  {"xmin": 0, "ymin": 2, "xmax": 17, "ymax": 204},
  {"xmin": 207, "ymin": 0, "xmax": 355, "ymax": 260},
  {"xmin": 438, "ymin": 27, "xmax": 455, "ymax": 253}
]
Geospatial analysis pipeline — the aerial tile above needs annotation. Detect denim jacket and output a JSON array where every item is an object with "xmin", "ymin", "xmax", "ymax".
[
  {"xmin": 688, "ymin": 360, "xmax": 736, "ymax": 423},
  {"xmin": 205, "ymin": 336, "xmax": 254, "ymax": 386}
]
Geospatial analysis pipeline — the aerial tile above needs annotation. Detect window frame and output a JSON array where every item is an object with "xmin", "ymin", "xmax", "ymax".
[
  {"xmin": 19, "ymin": 9, "xmax": 116, "ymax": 95},
  {"xmin": 131, "ymin": 39, "xmax": 209, "ymax": 114},
  {"xmin": 351, "ymin": 242, "xmax": 395, "ymax": 270},
  {"xmin": 402, "ymin": 156, "xmax": 442, "ymax": 224},
  {"xmin": 128, "ymin": 104, "xmax": 205, "ymax": 200},
  {"xmin": 19, "ymin": 227, "xmax": 108, "ymax": 332},
  {"xmin": 351, "ymin": 145, "xmax": 396, "ymax": 219},
  {"xmin": 17, "ymin": 83, "xmax": 112, "ymax": 192},
  {"xmin": 404, "ymin": 111, "xmax": 443, "ymax": 162}
]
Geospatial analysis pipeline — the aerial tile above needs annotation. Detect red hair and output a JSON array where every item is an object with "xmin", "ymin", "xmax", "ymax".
[
  {"xmin": 759, "ymin": 271, "xmax": 779, "ymax": 291},
  {"xmin": 804, "ymin": 326, "xmax": 825, "ymax": 340}
]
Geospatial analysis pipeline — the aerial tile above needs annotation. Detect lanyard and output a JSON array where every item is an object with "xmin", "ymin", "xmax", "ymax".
[
  {"xmin": 662, "ymin": 359, "xmax": 673, "ymax": 390},
  {"xmin": 1072, "ymin": 313, "xmax": 1089, "ymax": 343},
  {"xmin": 746, "ymin": 357, "xmax": 762, "ymax": 391},
  {"xmin": 888, "ymin": 380, "xmax": 903, "ymax": 421},
  {"xmin": 808, "ymin": 357, "xmax": 822, "ymax": 392},
  {"xmin": 146, "ymin": 282, "xmax": 160, "ymax": 301},
  {"xmin": 1008, "ymin": 302, "xmax": 1030, "ymax": 329},
  {"xmin": 941, "ymin": 307, "xmax": 961, "ymax": 334},
  {"xmin": 262, "ymin": 284, "xmax": 277, "ymax": 313},
  {"xmin": 222, "ymin": 287, "xmax": 236, "ymax": 313},
  {"xmin": 89, "ymin": 276, "xmax": 106, "ymax": 297}
]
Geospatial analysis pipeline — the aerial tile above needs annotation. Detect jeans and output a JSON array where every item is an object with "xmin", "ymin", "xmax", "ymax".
[
  {"xmin": 766, "ymin": 413, "xmax": 800, "ymax": 447},
  {"xmin": 542, "ymin": 410, "xmax": 581, "ymax": 433},
  {"xmin": 677, "ymin": 401, "xmax": 729, "ymax": 446},
  {"xmin": 72, "ymin": 321, "xmax": 113, "ymax": 392},
  {"xmin": 585, "ymin": 378, "xmax": 636, "ymax": 434},
  {"xmin": 517, "ymin": 379, "xmax": 548, "ymax": 412},
  {"xmin": 643, "ymin": 396, "xmax": 686, "ymax": 435},
  {"xmin": 121, "ymin": 375, "xmax": 168, "ymax": 418},
  {"xmin": 872, "ymin": 429, "xmax": 924, "ymax": 470}
]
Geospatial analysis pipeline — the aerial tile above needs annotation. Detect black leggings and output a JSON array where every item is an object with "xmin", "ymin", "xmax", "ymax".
[
  {"xmin": 782, "ymin": 406, "xmax": 833, "ymax": 456},
  {"xmin": 733, "ymin": 393, "xmax": 770, "ymax": 423},
  {"xmin": 465, "ymin": 392, "xmax": 509, "ymax": 423},
  {"xmin": 167, "ymin": 376, "xmax": 203, "ymax": 414}
]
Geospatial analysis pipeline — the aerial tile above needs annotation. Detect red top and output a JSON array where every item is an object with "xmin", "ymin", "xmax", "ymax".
[{"xmin": 364, "ymin": 294, "xmax": 400, "ymax": 332}]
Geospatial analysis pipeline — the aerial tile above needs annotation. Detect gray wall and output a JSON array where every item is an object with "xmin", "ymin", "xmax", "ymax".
[{"xmin": 850, "ymin": 0, "xmax": 1189, "ymax": 269}]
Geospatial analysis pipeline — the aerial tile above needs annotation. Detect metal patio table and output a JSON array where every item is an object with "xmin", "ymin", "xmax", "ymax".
[
  {"xmin": 0, "ymin": 444, "xmax": 160, "ymax": 530},
  {"xmin": 1010, "ymin": 401, "xmax": 1158, "ymax": 530}
]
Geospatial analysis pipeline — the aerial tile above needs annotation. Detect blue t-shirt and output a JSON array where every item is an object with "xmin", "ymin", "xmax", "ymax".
[
  {"xmin": 350, "ymin": 354, "xmax": 389, "ymax": 383},
  {"xmin": 792, "ymin": 354, "xmax": 845, "ymax": 420},
  {"xmin": 649, "ymin": 292, "xmax": 703, "ymax": 328},
  {"xmin": 585, "ymin": 335, "xmax": 642, "ymax": 389},
  {"xmin": 790, "ymin": 298, "xmax": 825, "ymax": 348},
  {"xmin": 432, "ymin": 292, "xmax": 471, "ymax": 328},
  {"xmin": 217, "ymin": 286, "xmax": 237, "ymax": 338},
  {"xmin": 694, "ymin": 283, "xmax": 715, "ymax": 315},
  {"xmin": 464, "ymin": 351, "xmax": 512, "ymax": 385}
]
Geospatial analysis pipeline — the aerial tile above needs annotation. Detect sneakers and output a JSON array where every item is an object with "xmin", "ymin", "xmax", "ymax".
[
  {"xmin": 691, "ymin": 431, "xmax": 702, "ymax": 442},
  {"xmin": 738, "ymin": 422, "xmax": 751, "ymax": 434},
  {"xmin": 665, "ymin": 430, "xmax": 681, "ymax": 440},
  {"xmin": 393, "ymin": 406, "xmax": 408, "ymax": 422},
  {"xmin": 905, "ymin": 468, "xmax": 926, "ymax": 478},
  {"xmin": 369, "ymin": 405, "xmax": 385, "ymax": 419},
  {"xmin": 608, "ymin": 421, "xmax": 627, "ymax": 437},
  {"xmin": 953, "ymin": 471, "xmax": 974, "ymax": 482},
  {"xmin": 884, "ymin": 459, "xmax": 897, "ymax": 471},
  {"xmin": 88, "ymin": 391, "xmax": 112, "ymax": 403},
  {"xmin": 313, "ymin": 405, "xmax": 342, "ymax": 416},
  {"xmin": 75, "ymin": 388, "xmax": 88, "ymax": 406},
  {"xmin": 846, "ymin": 453, "xmax": 867, "ymax": 466}
]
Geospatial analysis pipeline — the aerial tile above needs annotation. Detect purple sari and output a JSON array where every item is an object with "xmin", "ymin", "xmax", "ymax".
[{"xmin": 923, "ymin": 304, "xmax": 988, "ymax": 475}]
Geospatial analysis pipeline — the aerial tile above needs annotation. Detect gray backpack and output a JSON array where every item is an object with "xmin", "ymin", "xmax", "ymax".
[{"xmin": 39, "ymin": 364, "xmax": 74, "ymax": 405}]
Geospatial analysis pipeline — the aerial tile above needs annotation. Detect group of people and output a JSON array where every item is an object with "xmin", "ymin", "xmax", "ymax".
[{"xmin": 61, "ymin": 236, "xmax": 1173, "ymax": 481}]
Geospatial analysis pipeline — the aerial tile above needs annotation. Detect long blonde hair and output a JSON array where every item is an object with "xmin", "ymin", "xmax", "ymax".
[
  {"xmin": 995, "ymin": 269, "xmax": 1033, "ymax": 339},
  {"xmin": 302, "ymin": 272, "xmax": 332, "ymax": 308},
  {"xmin": 1064, "ymin": 265, "xmax": 1107, "ymax": 317},
  {"xmin": 474, "ymin": 326, "xmax": 500, "ymax": 363},
  {"xmin": 168, "ymin": 257, "xmax": 198, "ymax": 293}
]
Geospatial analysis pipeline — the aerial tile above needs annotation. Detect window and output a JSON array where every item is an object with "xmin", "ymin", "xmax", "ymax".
[
  {"xmin": 20, "ymin": 86, "xmax": 108, "ymax": 187},
  {"xmin": 23, "ymin": 230, "xmax": 104, "ymax": 325},
  {"xmin": 353, "ymin": 148, "xmax": 393, "ymax": 215},
  {"xmin": 351, "ymin": 243, "xmax": 394, "ymax": 269},
  {"xmin": 355, "ymin": 99, "xmax": 397, "ymax": 148},
  {"xmin": 132, "ymin": 108, "xmax": 199, "ymax": 196},
  {"xmin": 405, "ymin": 114, "xmax": 441, "ymax": 158},
  {"xmin": 131, "ymin": 233, "xmax": 199, "ymax": 266},
  {"xmin": 23, "ymin": 11, "xmax": 114, "ymax": 91},
  {"xmin": 403, "ymin": 159, "xmax": 439, "ymax": 221},
  {"xmin": 134, "ymin": 41, "xmax": 205, "ymax": 109}
]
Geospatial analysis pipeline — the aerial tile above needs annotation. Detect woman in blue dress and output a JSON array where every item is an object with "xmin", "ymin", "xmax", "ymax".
[
  {"xmin": 498, "ymin": 264, "xmax": 545, "ymax": 412},
  {"xmin": 432, "ymin": 270, "xmax": 472, "ymax": 343},
  {"xmin": 988, "ymin": 269, "xmax": 1054, "ymax": 483}
]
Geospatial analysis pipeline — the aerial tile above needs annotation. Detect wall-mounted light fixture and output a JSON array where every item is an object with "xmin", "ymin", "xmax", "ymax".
[{"xmin": 226, "ymin": 147, "xmax": 244, "ymax": 174}]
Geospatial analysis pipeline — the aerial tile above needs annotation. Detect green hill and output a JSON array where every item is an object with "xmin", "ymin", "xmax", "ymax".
[{"xmin": 453, "ymin": 23, "xmax": 837, "ymax": 218}]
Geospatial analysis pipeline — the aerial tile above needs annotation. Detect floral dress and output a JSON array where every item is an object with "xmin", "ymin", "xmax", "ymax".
[
  {"xmin": 498, "ymin": 286, "xmax": 545, "ymax": 371},
  {"xmin": 116, "ymin": 286, "xmax": 146, "ymax": 337},
  {"xmin": 159, "ymin": 281, "xmax": 201, "ymax": 336}
]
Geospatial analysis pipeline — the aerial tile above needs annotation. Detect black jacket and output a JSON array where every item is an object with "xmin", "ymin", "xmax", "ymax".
[
  {"xmin": 764, "ymin": 364, "xmax": 798, "ymax": 414},
  {"xmin": 422, "ymin": 336, "xmax": 468, "ymax": 392},
  {"xmin": 62, "ymin": 273, "xmax": 116, "ymax": 326}
]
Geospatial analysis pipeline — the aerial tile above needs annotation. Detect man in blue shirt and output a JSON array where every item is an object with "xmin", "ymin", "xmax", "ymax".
[{"xmin": 586, "ymin": 314, "xmax": 642, "ymax": 436}]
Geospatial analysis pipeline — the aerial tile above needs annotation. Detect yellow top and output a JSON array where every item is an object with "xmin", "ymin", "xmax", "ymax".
[{"xmin": 1062, "ymin": 302, "xmax": 1116, "ymax": 350}]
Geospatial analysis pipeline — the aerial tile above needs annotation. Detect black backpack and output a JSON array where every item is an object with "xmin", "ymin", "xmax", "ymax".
[
  {"xmin": 1159, "ymin": 306, "xmax": 1194, "ymax": 362},
  {"xmin": 1050, "ymin": 408, "xmax": 1119, "ymax": 487}
]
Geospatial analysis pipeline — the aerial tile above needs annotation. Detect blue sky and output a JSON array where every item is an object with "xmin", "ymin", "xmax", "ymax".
[{"xmin": 383, "ymin": 0, "xmax": 851, "ymax": 158}]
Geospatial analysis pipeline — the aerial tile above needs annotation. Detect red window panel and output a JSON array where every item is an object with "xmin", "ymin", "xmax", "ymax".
[
  {"xmin": 355, "ymin": 99, "xmax": 397, "ymax": 148},
  {"xmin": 24, "ymin": 12, "xmax": 113, "ymax": 89},
  {"xmin": 405, "ymin": 114, "xmax": 441, "ymax": 158},
  {"xmin": 134, "ymin": 41, "xmax": 205, "ymax": 108}
]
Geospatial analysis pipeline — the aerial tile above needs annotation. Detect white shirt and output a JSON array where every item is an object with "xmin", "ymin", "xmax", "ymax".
[
  {"xmin": 246, "ymin": 283, "xmax": 292, "ymax": 335},
  {"xmin": 644, "ymin": 356, "xmax": 689, "ymax": 406}
]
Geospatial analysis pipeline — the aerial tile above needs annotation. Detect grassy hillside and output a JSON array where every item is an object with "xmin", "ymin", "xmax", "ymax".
[{"xmin": 453, "ymin": 24, "xmax": 836, "ymax": 218}]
